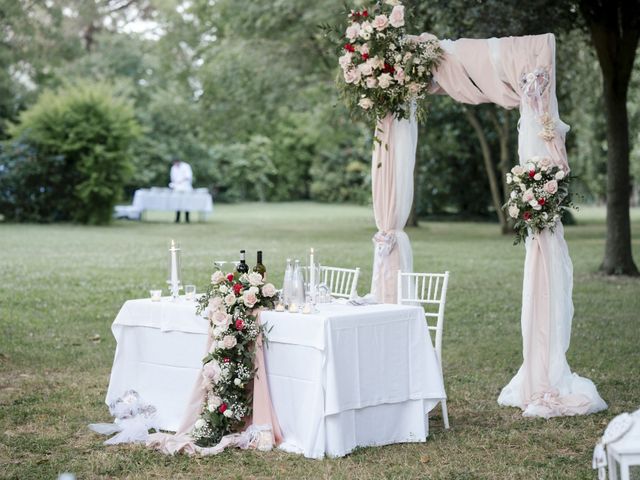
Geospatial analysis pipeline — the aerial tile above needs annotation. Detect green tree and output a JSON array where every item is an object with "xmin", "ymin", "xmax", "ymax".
[{"xmin": 8, "ymin": 82, "xmax": 140, "ymax": 224}]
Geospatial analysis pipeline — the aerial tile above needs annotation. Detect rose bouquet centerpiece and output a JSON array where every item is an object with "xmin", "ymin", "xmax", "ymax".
[
  {"xmin": 193, "ymin": 270, "xmax": 277, "ymax": 446},
  {"xmin": 335, "ymin": 1, "xmax": 443, "ymax": 123},
  {"xmin": 503, "ymin": 156, "xmax": 573, "ymax": 245}
]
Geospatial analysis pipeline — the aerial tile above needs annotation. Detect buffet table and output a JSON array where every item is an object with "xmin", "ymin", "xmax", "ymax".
[
  {"xmin": 106, "ymin": 298, "xmax": 446, "ymax": 458},
  {"xmin": 114, "ymin": 188, "xmax": 214, "ymax": 220}
]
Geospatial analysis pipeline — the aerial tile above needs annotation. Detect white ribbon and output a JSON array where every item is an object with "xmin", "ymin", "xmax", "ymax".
[
  {"xmin": 520, "ymin": 68, "xmax": 550, "ymax": 115},
  {"xmin": 591, "ymin": 412, "xmax": 635, "ymax": 480}
]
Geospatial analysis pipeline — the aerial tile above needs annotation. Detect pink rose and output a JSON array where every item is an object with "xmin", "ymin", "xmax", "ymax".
[
  {"xmin": 343, "ymin": 68, "xmax": 362, "ymax": 84},
  {"xmin": 388, "ymin": 5, "xmax": 405, "ymax": 28},
  {"xmin": 543, "ymin": 180, "xmax": 558, "ymax": 194},
  {"xmin": 338, "ymin": 53, "xmax": 352, "ymax": 70},
  {"xmin": 224, "ymin": 293, "xmax": 236, "ymax": 307},
  {"xmin": 393, "ymin": 66, "xmax": 405, "ymax": 84},
  {"xmin": 358, "ymin": 61, "xmax": 374, "ymax": 77},
  {"xmin": 345, "ymin": 23, "xmax": 360, "ymax": 41},
  {"xmin": 365, "ymin": 77, "xmax": 377, "ymax": 88},
  {"xmin": 248, "ymin": 272, "xmax": 263, "ymax": 286},
  {"xmin": 208, "ymin": 296, "xmax": 223, "ymax": 310},
  {"xmin": 202, "ymin": 361, "xmax": 221, "ymax": 384},
  {"xmin": 235, "ymin": 319, "xmax": 244, "ymax": 331},
  {"xmin": 222, "ymin": 335, "xmax": 237, "ymax": 349},
  {"xmin": 372, "ymin": 14, "xmax": 388, "ymax": 31},
  {"xmin": 359, "ymin": 43, "xmax": 369, "ymax": 55},
  {"xmin": 522, "ymin": 189, "xmax": 535, "ymax": 203},
  {"xmin": 212, "ymin": 311, "xmax": 231, "ymax": 329},
  {"xmin": 243, "ymin": 290, "xmax": 258, "ymax": 308},
  {"xmin": 377, "ymin": 73, "xmax": 393, "ymax": 89},
  {"xmin": 262, "ymin": 283, "xmax": 277, "ymax": 297},
  {"xmin": 211, "ymin": 271, "xmax": 225, "ymax": 284}
]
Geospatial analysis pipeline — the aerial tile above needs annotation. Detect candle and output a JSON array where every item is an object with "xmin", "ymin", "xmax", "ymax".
[
  {"xmin": 170, "ymin": 239, "xmax": 179, "ymax": 287},
  {"xmin": 150, "ymin": 290, "xmax": 162, "ymax": 302},
  {"xmin": 275, "ymin": 302, "xmax": 286, "ymax": 312},
  {"xmin": 309, "ymin": 247, "xmax": 315, "ymax": 304},
  {"xmin": 288, "ymin": 302, "xmax": 299, "ymax": 313},
  {"xmin": 302, "ymin": 303, "xmax": 312, "ymax": 314}
]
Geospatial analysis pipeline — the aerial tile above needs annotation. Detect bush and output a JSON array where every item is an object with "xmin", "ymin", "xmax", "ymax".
[{"xmin": 4, "ymin": 82, "xmax": 139, "ymax": 224}]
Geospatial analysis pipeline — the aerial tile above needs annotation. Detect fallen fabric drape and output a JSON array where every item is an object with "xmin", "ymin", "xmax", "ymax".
[{"xmin": 147, "ymin": 313, "xmax": 283, "ymax": 454}]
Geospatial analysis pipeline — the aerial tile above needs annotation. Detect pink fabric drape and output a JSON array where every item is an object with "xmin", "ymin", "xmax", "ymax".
[
  {"xmin": 390, "ymin": 32, "xmax": 606, "ymax": 417},
  {"xmin": 371, "ymin": 114, "xmax": 402, "ymax": 304},
  {"xmin": 147, "ymin": 313, "xmax": 282, "ymax": 455}
]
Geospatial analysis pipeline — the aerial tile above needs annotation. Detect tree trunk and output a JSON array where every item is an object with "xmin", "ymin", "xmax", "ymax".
[
  {"xmin": 583, "ymin": 1, "xmax": 640, "ymax": 275},
  {"xmin": 463, "ymin": 107, "xmax": 508, "ymax": 233},
  {"xmin": 406, "ymin": 142, "xmax": 420, "ymax": 227},
  {"xmin": 489, "ymin": 108, "xmax": 513, "ymax": 234}
]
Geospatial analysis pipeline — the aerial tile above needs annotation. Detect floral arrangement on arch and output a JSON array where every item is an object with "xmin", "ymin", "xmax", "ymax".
[
  {"xmin": 334, "ymin": 0, "xmax": 443, "ymax": 123},
  {"xmin": 192, "ymin": 270, "xmax": 277, "ymax": 446},
  {"xmin": 503, "ymin": 156, "xmax": 573, "ymax": 245}
]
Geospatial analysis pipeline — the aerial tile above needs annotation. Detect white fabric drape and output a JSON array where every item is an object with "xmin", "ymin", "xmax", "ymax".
[{"xmin": 370, "ymin": 109, "xmax": 417, "ymax": 303}]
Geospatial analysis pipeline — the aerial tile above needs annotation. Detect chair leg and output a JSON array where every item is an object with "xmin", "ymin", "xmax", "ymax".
[{"xmin": 441, "ymin": 399, "xmax": 450, "ymax": 429}]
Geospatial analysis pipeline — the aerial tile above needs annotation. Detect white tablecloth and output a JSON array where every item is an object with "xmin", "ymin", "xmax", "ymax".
[
  {"xmin": 132, "ymin": 188, "xmax": 214, "ymax": 213},
  {"xmin": 105, "ymin": 299, "xmax": 446, "ymax": 457}
]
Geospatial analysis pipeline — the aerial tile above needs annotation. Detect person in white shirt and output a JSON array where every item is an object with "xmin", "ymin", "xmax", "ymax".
[{"xmin": 169, "ymin": 158, "xmax": 193, "ymax": 223}]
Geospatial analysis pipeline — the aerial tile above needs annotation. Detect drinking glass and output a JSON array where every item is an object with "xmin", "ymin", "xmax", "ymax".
[{"xmin": 185, "ymin": 284, "xmax": 196, "ymax": 300}]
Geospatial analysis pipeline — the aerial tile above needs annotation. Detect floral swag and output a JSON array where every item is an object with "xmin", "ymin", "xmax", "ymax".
[{"xmin": 193, "ymin": 270, "xmax": 277, "ymax": 446}]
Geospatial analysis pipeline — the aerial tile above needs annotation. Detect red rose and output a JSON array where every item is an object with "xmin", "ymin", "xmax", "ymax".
[
  {"xmin": 223, "ymin": 357, "xmax": 230, "ymax": 363},
  {"xmin": 233, "ymin": 283, "xmax": 243, "ymax": 295},
  {"xmin": 362, "ymin": 53, "xmax": 369, "ymax": 60},
  {"xmin": 235, "ymin": 319, "xmax": 245, "ymax": 331},
  {"xmin": 344, "ymin": 43, "xmax": 355, "ymax": 52},
  {"xmin": 362, "ymin": 10, "xmax": 368, "ymax": 17},
  {"xmin": 523, "ymin": 211, "xmax": 532, "ymax": 220},
  {"xmin": 383, "ymin": 63, "xmax": 394, "ymax": 73},
  {"xmin": 528, "ymin": 170, "xmax": 536, "ymax": 178},
  {"xmin": 226, "ymin": 273, "xmax": 234, "ymax": 282},
  {"xmin": 219, "ymin": 403, "xmax": 227, "ymax": 413},
  {"xmin": 538, "ymin": 198, "xmax": 545, "ymax": 205}
]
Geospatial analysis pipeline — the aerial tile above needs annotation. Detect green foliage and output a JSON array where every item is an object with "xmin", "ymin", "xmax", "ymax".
[{"xmin": 7, "ymin": 82, "xmax": 139, "ymax": 224}]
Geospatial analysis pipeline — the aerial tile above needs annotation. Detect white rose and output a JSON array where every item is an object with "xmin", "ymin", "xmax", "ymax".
[
  {"xmin": 511, "ymin": 165, "xmax": 525, "ymax": 176},
  {"xmin": 533, "ymin": 204, "xmax": 542, "ymax": 211},
  {"xmin": 358, "ymin": 97, "xmax": 374, "ymax": 110},
  {"xmin": 555, "ymin": 170, "xmax": 566, "ymax": 180},
  {"xmin": 223, "ymin": 409, "xmax": 233, "ymax": 418},
  {"xmin": 224, "ymin": 293, "xmax": 236, "ymax": 307},
  {"xmin": 208, "ymin": 296, "xmax": 223, "ymax": 310},
  {"xmin": 403, "ymin": 52, "xmax": 412, "ymax": 62},
  {"xmin": 248, "ymin": 272, "xmax": 263, "ymax": 286},
  {"xmin": 508, "ymin": 205, "xmax": 520, "ymax": 219},
  {"xmin": 377, "ymin": 73, "xmax": 393, "ymax": 89},
  {"xmin": 388, "ymin": 5, "xmax": 405, "ymax": 28},
  {"xmin": 360, "ymin": 31, "xmax": 371, "ymax": 40},
  {"xmin": 534, "ymin": 173, "xmax": 542, "ymax": 181},
  {"xmin": 194, "ymin": 419, "xmax": 206, "ymax": 430},
  {"xmin": 529, "ymin": 199, "xmax": 539, "ymax": 208},
  {"xmin": 211, "ymin": 271, "xmax": 225, "ymax": 285},
  {"xmin": 510, "ymin": 190, "xmax": 518, "ymax": 199},
  {"xmin": 222, "ymin": 335, "xmax": 237, "ymax": 349},
  {"xmin": 219, "ymin": 284, "xmax": 228, "ymax": 294},
  {"xmin": 506, "ymin": 173, "xmax": 513, "ymax": 184},
  {"xmin": 372, "ymin": 14, "xmax": 388, "ymax": 31},
  {"xmin": 212, "ymin": 311, "xmax": 231, "ymax": 330},
  {"xmin": 262, "ymin": 283, "xmax": 277, "ymax": 297},
  {"xmin": 361, "ymin": 21, "xmax": 373, "ymax": 34},
  {"xmin": 366, "ymin": 77, "xmax": 377, "ymax": 88},
  {"xmin": 234, "ymin": 378, "xmax": 242, "ymax": 386}
]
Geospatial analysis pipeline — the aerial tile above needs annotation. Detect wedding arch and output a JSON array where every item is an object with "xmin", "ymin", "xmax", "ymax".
[{"xmin": 369, "ymin": 33, "xmax": 607, "ymax": 418}]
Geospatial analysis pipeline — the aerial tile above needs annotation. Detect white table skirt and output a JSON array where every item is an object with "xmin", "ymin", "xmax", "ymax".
[
  {"xmin": 132, "ymin": 188, "xmax": 214, "ymax": 213},
  {"xmin": 105, "ymin": 299, "xmax": 446, "ymax": 458}
]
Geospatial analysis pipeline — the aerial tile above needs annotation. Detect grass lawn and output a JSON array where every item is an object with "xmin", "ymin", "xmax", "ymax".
[{"xmin": 1, "ymin": 202, "xmax": 639, "ymax": 479}]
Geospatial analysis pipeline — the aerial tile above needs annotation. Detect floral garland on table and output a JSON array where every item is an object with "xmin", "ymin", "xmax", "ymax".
[
  {"xmin": 333, "ymin": 0, "xmax": 443, "ymax": 124},
  {"xmin": 193, "ymin": 270, "xmax": 277, "ymax": 447},
  {"xmin": 503, "ymin": 156, "xmax": 573, "ymax": 245}
]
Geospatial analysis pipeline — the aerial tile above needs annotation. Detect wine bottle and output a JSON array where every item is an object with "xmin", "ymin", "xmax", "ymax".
[
  {"xmin": 236, "ymin": 250, "xmax": 249, "ymax": 274},
  {"xmin": 253, "ymin": 250, "xmax": 266, "ymax": 279}
]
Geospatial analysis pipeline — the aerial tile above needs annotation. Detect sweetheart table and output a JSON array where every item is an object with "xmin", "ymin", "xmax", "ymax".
[{"xmin": 106, "ymin": 297, "xmax": 446, "ymax": 458}]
